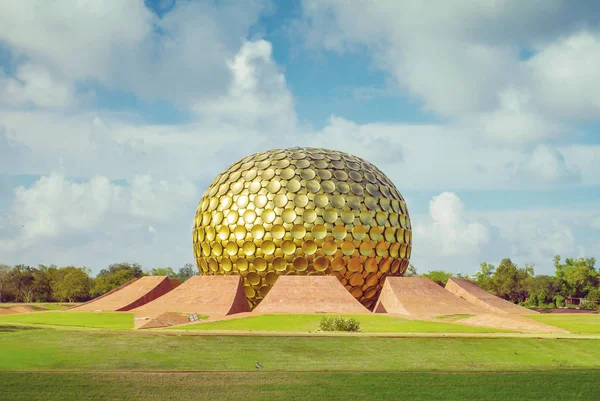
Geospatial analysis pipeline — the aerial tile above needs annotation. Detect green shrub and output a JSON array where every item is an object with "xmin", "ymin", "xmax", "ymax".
[
  {"xmin": 579, "ymin": 302, "xmax": 599, "ymax": 311},
  {"xmin": 318, "ymin": 316, "xmax": 360, "ymax": 332},
  {"xmin": 554, "ymin": 295, "xmax": 566, "ymax": 308},
  {"xmin": 586, "ymin": 289, "xmax": 600, "ymax": 303}
]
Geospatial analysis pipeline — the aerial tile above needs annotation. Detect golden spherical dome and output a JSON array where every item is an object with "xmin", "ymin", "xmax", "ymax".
[{"xmin": 192, "ymin": 147, "xmax": 412, "ymax": 309}]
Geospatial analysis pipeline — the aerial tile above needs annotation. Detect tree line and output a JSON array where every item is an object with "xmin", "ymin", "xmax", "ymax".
[
  {"xmin": 1, "ymin": 255, "xmax": 597, "ymax": 309},
  {"xmin": 410, "ymin": 255, "xmax": 599, "ymax": 310},
  {"xmin": 0, "ymin": 262, "xmax": 198, "ymax": 303}
]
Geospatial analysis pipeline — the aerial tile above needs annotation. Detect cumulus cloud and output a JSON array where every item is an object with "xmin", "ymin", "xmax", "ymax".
[
  {"xmin": 414, "ymin": 192, "xmax": 490, "ymax": 257},
  {"xmin": 0, "ymin": 63, "xmax": 79, "ymax": 109},
  {"xmin": 4, "ymin": 173, "xmax": 198, "ymax": 246},
  {"xmin": 483, "ymin": 210, "xmax": 583, "ymax": 268},
  {"xmin": 298, "ymin": 0, "xmax": 600, "ymax": 141},
  {"xmin": 0, "ymin": 0, "xmax": 268, "ymax": 108},
  {"xmin": 0, "ymin": 123, "xmax": 32, "ymax": 174},
  {"xmin": 516, "ymin": 144, "xmax": 581, "ymax": 184},
  {"xmin": 194, "ymin": 40, "xmax": 297, "ymax": 129},
  {"xmin": 527, "ymin": 32, "xmax": 600, "ymax": 119}
]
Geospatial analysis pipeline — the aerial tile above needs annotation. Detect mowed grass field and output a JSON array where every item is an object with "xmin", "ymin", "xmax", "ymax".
[
  {"xmin": 1, "ymin": 327, "xmax": 599, "ymax": 371},
  {"xmin": 1, "ymin": 372, "xmax": 598, "ymax": 401},
  {"xmin": 528, "ymin": 314, "xmax": 600, "ymax": 334},
  {"xmin": 1, "ymin": 311, "xmax": 600, "ymax": 400},
  {"xmin": 173, "ymin": 314, "xmax": 512, "ymax": 333},
  {"xmin": 0, "ymin": 312, "xmax": 133, "ymax": 330}
]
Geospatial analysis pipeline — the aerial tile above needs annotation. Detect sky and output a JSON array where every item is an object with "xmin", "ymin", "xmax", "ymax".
[{"xmin": 0, "ymin": 0, "xmax": 599, "ymax": 276}]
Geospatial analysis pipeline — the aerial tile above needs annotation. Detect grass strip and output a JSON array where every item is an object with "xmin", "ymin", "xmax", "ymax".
[
  {"xmin": 1, "ymin": 328, "xmax": 599, "ymax": 371},
  {"xmin": 173, "ymin": 314, "xmax": 511, "ymax": 333},
  {"xmin": 0, "ymin": 371, "xmax": 598, "ymax": 401}
]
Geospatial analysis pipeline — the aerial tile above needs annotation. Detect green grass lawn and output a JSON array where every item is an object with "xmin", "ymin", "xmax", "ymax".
[
  {"xmin": 1, "ymin": 372, "xmax": 598, "ymax": 401},
  {"xmin": 528, "ymin": 314, "xmax": 600, "ymax": 334},
  {"xmin": 1, "ymin": 328, "xmax": 599, "ymax": 371},
  {"xmin": 0, "ymin": 312, "xmax": 133, "ymax": 330},
  {"xmin": 172, "ymin": 314, "xmax": 512, "ymax": 333}
]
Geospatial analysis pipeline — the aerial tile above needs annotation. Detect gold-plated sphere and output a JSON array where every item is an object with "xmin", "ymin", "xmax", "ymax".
[{"xmin": 193, "ymin": 148, "xmax": 412, "ymax": 309}]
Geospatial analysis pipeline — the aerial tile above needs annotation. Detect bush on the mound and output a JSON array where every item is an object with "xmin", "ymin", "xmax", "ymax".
[{"xmin": 318, "ymin": 316, "xmax": 360, "ymax": 332}]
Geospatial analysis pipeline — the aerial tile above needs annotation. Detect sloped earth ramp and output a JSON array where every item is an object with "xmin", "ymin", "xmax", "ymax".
[
  {"xmin": 374, "ymin": 277, "xmax": 486, "ymax": 316},
  {"xmin": 253, "ymin": 276, "xmax": 371, "ymax": 314},
  {"xmin": 446, "ymin": 278, "xmax": 538, "ymax": 315},
  {"xmin": 71, "ymin": 276, "xmax": 176, "ymax": 312},
  {"xmin": 132, "ymin": 275, "xmax": 250, "ymax": 327}
]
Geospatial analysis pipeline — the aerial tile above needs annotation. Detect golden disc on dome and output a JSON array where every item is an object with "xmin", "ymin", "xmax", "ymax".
[
  {"xmin": 293, "ymin": 256, "xmax": 308, "ymax": 271},
  {"xmin": 302, "ymin": 240, "xmax": 317, "ymax": 255},
  {"xmin": 282, "ymin": 208, "xmax": 297, "ymax": 223},
  {"xmin": 317, "ymin": 169, "xmax": 332, "ymax": 180},
  {"xmin": 261, "ymin": 209, "xmax": 276, "ymax": 224},
  {"xmin": 286, "ymin": 179, "xmax": 301, "ymax": 192},
  {"xmin": 303, "ymin": 209, "xmax": 317, "ymax": 223},
  {"xmin": 254, "ymin": 257, "xmax": 267, "ymax": 272},
  {"xmin": 314, "ymin": 194, "xmax": 329, "ymax": 208},
  {"xmin": 294, "ymin": 194, "xmax": 309, "ymax": 208},
  {"xmin": 332, "ymin": 225, "xmax": 347, "ymax": 241},
  {"xmin": 260, "ymin": 240, "xmax": 276, "ymax": 255},
  {"xmin": 291, "ymin": 224, "xmax": 306, "ymax": 239},
  {"xmin": 271, "ymin": 224, "xmax": 285, "ymax": 240},
  {"xmin": 312, "ymin": 225, "xmax": 327, "ymax": 240},
  {"xmin": 280, "ymin": 168, "xmax": 295, "ymax": 180},
  {"xmin": 323, "ymin": 209, "xmax": 338, "ymax": 223},
  {"xmin": 272, "ymin": 256, "xmax": 287, "ymax": 271},
  {"xmin": 314, "ymin": 256, "xmax": 329, "ymax": 271},
  {"xmin": 306, "ymin": 180, "xmax": 321, "ymax": 193},
  {"xmin": 251, "ymin": 224, "xmax": 265, "ymax": 240},
  {"xmin": 300, "ymin": 168, "xmax": 316, "ymax": 180},
  {"xmin": 296, "ymin": 159, "xmax": 310, "ymax": 168},
  {"xmin": 281, "ymin": 240, "xmax": 296, "ymax": 255}
]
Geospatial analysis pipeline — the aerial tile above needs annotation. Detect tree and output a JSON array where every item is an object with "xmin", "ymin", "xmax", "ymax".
[
  {"xmin": 177, "ymin": 263, "xmax": 198, "ymax": 282},
  {"xmin": 525, "ymin": 275, "xmax": 558, "ymax": 306},
  {"xmin": 53, "ymin": 267, "xmax": 91, "ymax": 302},
  {"xmin": 0, "ymin": 264, "xmax": 11, "ymax": 302},
  {"xmin": 489, "ymin": 258, "xmax": 533, "ymax": 303},
  {"xmin": 31, "ymin": 265, "xmax": 54, "ymax": 302},
  {"xmin": 98, "ymin": 262, "xmax": 144, "ymax": 278},
  {"xmin": 8, "ymin": 265, "xmax": 36, "ymax": 303},
  {"xmin": 475, "ymin": 262, "xmax": 495, "ymax": 291},
  {"xmin": 150, "ymin": 267, "xmax": 178, "ymax": 279},
  {"xmin": 554, "ymin": 255, "xmax": 597, "ymax": 298},
  {"xmin": 91, "ymin": 262, "xmax": 144, "ymax": 297},
  {"xmin": 421, "ymin": 270, "xmax": 455, "ymax": 286}
]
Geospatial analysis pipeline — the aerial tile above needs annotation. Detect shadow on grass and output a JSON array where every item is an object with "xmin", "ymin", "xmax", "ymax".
[{"xmin": 0, "ymin": 324, "xmax": 44, "ymax": 333}]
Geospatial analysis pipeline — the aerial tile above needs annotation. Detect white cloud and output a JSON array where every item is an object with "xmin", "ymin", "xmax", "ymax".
[
  {"xmin": 480, "ymin": 209, "xmax": 596, "ymax": 272},
  {"xmin": 0, "ymin": 0, "xmax": 268, "ymax": 108},
  {"xmin": 414, "ymin": 192, "xmax": 490, "ymax": 257},
  {"xmin": 0, "ymin": 173, "xmax": 199, "ymax": 270},
  {"xmin": 527, "ymin": 32, "xmax": 600, "ymax": 119},
  {"xmin": 194, "ymin": 40, "xmax": 297, "ymax": 130},
  {"xmin": 0, "ymin": 63, "xmax": 79, "ymax": 109},
  {"xmin": 298, "ymin": 0, "xmax": 600, "ymax": 141},
  {"xmin": 12, "ymin": 174, "xmax": 122, "ymax": 240},
  {"xmin": 4, "ymin": 173, "xmax": 198, "ymax": 247},
  {"xmin": 517, "ymin": 144, "xmax": 581, "ymax": 184}
]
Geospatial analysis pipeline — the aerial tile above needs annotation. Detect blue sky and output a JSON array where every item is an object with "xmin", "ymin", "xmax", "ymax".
[{"xmin": 0, "ymin": 0, "xmax": 598, "ymax": 276}]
